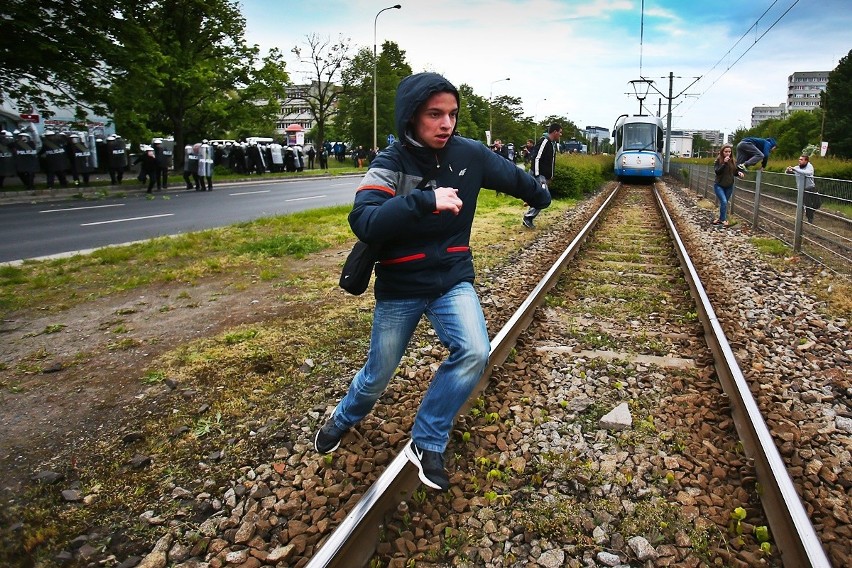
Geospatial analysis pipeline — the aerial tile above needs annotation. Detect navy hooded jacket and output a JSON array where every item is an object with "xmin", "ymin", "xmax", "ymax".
[
  {"xmin": 740, "ymin": 136, "xmax": 777, "ymax": 168},
  {"xmin": 349, "ymin": 72, "xmax": 551, "ymax": 299}
]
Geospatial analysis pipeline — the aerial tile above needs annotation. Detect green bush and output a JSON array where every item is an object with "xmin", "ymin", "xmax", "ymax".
[{"xmin": 549, "ymin": 154, "xmax": 613, "ymax": 199}]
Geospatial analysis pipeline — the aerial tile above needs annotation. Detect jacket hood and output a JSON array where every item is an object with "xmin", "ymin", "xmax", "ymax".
[
  {"xmin": 766, "ymin": 137, "xmax": 777, "ymax": 148},
  {"xmin": 394, "ymin": 72, "xmax": 460, "ymax": 142}
]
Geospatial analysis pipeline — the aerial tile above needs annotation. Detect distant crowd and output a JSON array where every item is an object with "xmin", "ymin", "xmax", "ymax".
[{"xmin": 0, "ymin": 125, "xmax": 343, "ymax": 191}]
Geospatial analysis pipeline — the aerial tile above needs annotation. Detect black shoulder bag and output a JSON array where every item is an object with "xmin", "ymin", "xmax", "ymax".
[
  {"xmin": 339, "ymin": 165, "xmax": 438, "ymax": 295},
  {"xmin": 339, "ymin": 239, "xmax": 377, "ymax": 295}
]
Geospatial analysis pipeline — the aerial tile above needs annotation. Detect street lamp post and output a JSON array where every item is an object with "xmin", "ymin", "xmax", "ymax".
[
  {"xmin": 374, "ymin": 4, "xmax": 401, "ymax": 153},
  {"xmin": 488, "ymin": 77, "xmax": 510, "ymax": 145}
]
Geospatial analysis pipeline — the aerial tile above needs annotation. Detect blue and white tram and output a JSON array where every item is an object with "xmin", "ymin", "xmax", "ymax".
[{"xmin": 612, "ymin": 113, "xmax": 664, "ymax": 180}]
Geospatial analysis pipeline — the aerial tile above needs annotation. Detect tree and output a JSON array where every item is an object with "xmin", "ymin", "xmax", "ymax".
[
  {"xmin": 692, "ymin": 134, "xmax": 712, "ymax": 158},
  {"xmin": 290, "ymin": 34, "xmax": 352, "ymax": 154},
  {"xmin": 110, "ymin": 0, "xmax": 284, "ymax": 162},
  {"xmin": 1, "ymin": 0, "xmax": 118, "ymax": 116},
  {"xmin": 456, "ymin": 84, "xmax": 488, "ymax": 142},
  {"xmin": 337, "ymin": 41, "xmax": 411, "ymax": 149},
  {"xmin": 337, "ymin": 47, "xmax": 375, "ymax": 148},
  {"xmin": 775, "ymin": 110, "xmax": 821, "ymax": 157},
  {"xmin": 823, "ymin": 48, "xmax": 852, "ymax": 158},
  {"xmin": 489, "ymin": 94, "xmax": 523, "ymax": 145}
]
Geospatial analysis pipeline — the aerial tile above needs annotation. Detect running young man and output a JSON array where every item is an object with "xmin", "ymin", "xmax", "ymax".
[{"xmin": 314, "ymin": 72, "xmax": 551, "ymax": 490}]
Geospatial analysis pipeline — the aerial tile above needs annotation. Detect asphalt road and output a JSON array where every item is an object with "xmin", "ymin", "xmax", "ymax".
[{"xmin": 0, "ymin": 176, "xmax": 362, "ymax": 263}]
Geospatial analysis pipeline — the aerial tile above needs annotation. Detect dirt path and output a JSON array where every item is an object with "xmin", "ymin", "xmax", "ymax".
[{"xmin": 0, "ymin": 250, "xmax": 344, "ymax": 497}]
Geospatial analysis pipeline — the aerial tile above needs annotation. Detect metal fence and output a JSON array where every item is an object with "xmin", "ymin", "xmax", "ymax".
[{"xmin": 669, "ymin": 162, "xmax": 852, "ymax": 277}]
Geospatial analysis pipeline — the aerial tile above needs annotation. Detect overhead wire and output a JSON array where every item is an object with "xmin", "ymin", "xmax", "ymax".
[
  {"xmin": 639, "ymin": 0, "xmax": 645, "ymax": 76},
  {"xmin": 703, "ymin": 0, "xmax": 781, "ymax": 78},
  {"xmin": 692, "ymin": 0, "xmax": 802, "ymax": 101}
]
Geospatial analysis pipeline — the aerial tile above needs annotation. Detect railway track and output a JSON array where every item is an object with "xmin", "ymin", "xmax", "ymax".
[
  {"xmin": 142, "ymin": 179, "xmax": 849, "ymax": 568},
  {"xmin": 296, "ymin": 182, "xmax": 831, "ymax": 567}
]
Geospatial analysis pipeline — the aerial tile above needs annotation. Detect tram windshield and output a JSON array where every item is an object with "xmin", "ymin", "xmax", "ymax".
[{"xmin": 622, "ymin": 122, "xmax": 657, "ymax": 151}]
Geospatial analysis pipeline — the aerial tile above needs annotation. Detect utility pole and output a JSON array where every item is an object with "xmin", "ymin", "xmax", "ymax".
[
  {"xmin": 642, "ymin": 72, "xmax": 701, "ymax": 174},
  {"xmin": 665, "ymin": 72, "xmax": 673, "ymax": 174}
]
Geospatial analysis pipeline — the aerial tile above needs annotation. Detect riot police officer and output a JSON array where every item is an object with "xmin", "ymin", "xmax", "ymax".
[
  {"xmin": 136, "ymin": 144, "xmax": 159, "ymax": 193},
  {"xmin": 198, "ymin": 140, "xmax": 213, "ymax": 191},
  {"xmin": 0, "ymin": 130, "xmax": 15, "ymax": 188},
  {"xmin": 106, "ymin": 134, "xmax": 127, "ymax": 184},
  {"xmin": 183, "ymin": 143, "xmax": 200, "ymax": 190},
  {"xmin": 40, "ymin": 130, "xmax": 70, "ymax": 188},
  {"xmin": 66, "ymin": 133, "xmax": 95, "ymax": 187},
  {"xmin": 152, "ymin": 137, "xmax": 173, "ymax": 191},
  {"xmin": 12, "ymin": 131, "xmax": 38, "ymax": 190}
]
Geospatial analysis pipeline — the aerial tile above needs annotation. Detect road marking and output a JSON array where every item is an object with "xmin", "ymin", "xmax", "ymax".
[
  {"xmin": 81, "ymin": 213, "xmax": 174, "ymax": 226},
  {"xmin": 40, "ymin": 204, "xmax": 126, "ymax": 213},
  {"xmin": 230, "ymin": 190, "xmax": 271, "ymax": 196},
  {"xmin": 285, "ymin": 195, "xmax": 327, "ymax": 202}
]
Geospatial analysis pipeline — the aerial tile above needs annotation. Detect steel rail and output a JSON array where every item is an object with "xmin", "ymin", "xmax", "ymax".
[
  {"xmin": 308, "ymin": 182, "xmax": 830, "ymax": 567},
  {"xmin": 654, "ymin": 184, "xmax": 831, "ymax": 567},
  {"xmin": 307, "ymin": 185, "xmax": 622, "ymax": 568}
]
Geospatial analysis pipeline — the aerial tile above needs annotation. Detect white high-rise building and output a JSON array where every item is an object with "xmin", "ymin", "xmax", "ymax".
[
  {"xmin": 751, "ymin": 103, "xmax": 787, "ymax": 127},
  {"xmin": 787, "ymin": 71, "xmax": 828, "ymax": 112}
]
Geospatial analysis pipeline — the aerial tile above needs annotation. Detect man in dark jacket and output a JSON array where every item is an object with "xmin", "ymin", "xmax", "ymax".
[
  {"xmin": 735, "ymin": 136, "xmax": 776, "ymax": 172},
  {"xmin": 313, "ymin": 72, "xmax": 551, "ymax": 491},
  {"xmin": 524, "ymin": 123, "xmax": 562, "ymax": 228}
]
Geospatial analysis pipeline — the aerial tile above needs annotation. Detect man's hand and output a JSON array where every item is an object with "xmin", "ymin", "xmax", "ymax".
[{"xmin": 434, "ymin": 186, "xmax": 463, "ymax": 215}]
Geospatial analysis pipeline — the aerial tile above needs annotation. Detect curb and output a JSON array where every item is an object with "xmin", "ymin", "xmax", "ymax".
[{"xmin": 0, "ymin": 171, "xmax": 364, "ymax": 205}]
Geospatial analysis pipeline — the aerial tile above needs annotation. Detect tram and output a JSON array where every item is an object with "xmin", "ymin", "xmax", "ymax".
[{"xmin": 612, "ymin": 113, "xmax": 664, "ymax": 180}]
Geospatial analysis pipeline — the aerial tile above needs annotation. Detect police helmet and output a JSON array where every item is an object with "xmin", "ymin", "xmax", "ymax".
[
  {"xmin": 107, "ymin": 134, "xmax": 117, "ymax": 141},
  {"xmin": 44, "ymin": 129, "xmax": 56, "ymax": 136},
  {"xmin": 152, "ymin": 137, "xmax": 163, "ymax": 144},
  {"xmin": 139, "ymin": 144, "xmax": 152, "ymax": 152}
]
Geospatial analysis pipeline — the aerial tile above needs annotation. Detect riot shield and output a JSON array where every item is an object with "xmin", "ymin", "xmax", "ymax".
[
  {"xmin": 70, "ymin": 138, "xmax": 94, "ymax": 174},
  {"xmin": 12, "ymin": 138, "xmax": 39, "ymax": 173},
  {"xmin": 85, "ymin": 133, "xmax": 98, "ymax": 169},
  {"xmin": 155, "ymin": 138, "xmax": 174, "ymax": 169},
  {"xmin": 270, "ymin": 143, "xmax": 283, "ymax": 170},
  {"xmin": 108, "ymin": 138, "xmax": 128, "ymax": 169},
  {"xmin": 183, "ymin": 144, "xmax": 198, "ymax": 172},
  {"xmin": 198, "ymin": 143, "xmax": 213, "ymax": 177},
  {"xmin": 0, "ymin": 135, "xmax": 15, "ymax": 177},
  {"xmin": 42, "ymin": 135, "xmax": 71, "ymax": 172}
]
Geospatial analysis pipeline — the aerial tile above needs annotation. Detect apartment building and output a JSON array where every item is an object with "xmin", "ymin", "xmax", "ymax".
[
  {"xmin": 751, "ymin": 103, "xmax": 787, "ymax": 127},
  {"xmin": 787, "ymin": 71, "xmax": 828, "ymax": 112},
  {"xmin": 276, "ymin": 84, "xmax": 315, "ymax": 136}
]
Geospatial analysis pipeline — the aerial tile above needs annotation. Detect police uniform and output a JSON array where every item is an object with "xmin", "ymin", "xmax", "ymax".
[
  {"xmin": 40, "ymin": 130, "xmax": 70, "ymax": 188},
  {"xmin": 12, "ymin": 132, "xmax": 38, "ymax": 190},
  {"xmin": 67, "ymin": 133, "xmax": 95, "ymax": 186},
  {"xmin": 106, "ymin": 134, "xmax": 127, "ymax": 184}
]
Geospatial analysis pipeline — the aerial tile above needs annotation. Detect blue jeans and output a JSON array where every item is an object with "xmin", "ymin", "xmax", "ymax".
[
  {"xmin": 714, "ymin": 183, "xmax": 734, "ymax": 221},
  {"xmin": 332, "ymin": 281, "xmax": 490, "ymax": 453}
]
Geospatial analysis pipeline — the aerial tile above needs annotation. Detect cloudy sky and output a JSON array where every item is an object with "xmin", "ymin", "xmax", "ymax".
[{"xmin": 242, "ymin": 0, "xmax": 851, "ymax": 138}]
